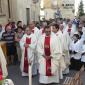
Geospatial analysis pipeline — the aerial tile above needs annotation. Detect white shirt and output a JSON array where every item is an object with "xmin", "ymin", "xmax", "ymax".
[
  {"xmin": 81, "ymin": 44, "xmax": 85, "ymax": 62},
  {"xmin": 69, "ymin": 40, "xmax": 82, "ymax": 60},
  {"xmin": 0, "ymin": 28, "xmax": 4, "ymax": 40}
]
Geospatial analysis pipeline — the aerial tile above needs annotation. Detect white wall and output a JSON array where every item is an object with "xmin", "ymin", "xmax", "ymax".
[
  {"xmin": 0, "ymin": 0, "xmax": 40, "ymax": 25},
  {"xmin": 15, "ymin": 0, "xmax": 40, "ymax": 24},
  {"xmin": 44, "ymin": 9, "xmax": 55, "ymax": 20},
  {"xmin": 0, "ymin": 0, "xmax": 9, "ymax": 25},
  {"xmin": 16, "ymin": 0, "xmax": 30, "ymax": 24},
  {"xmin": 0, "ymin": 15, "xmax": 8, "ymax": 25},
  {"xmin": 30, "ymin": 1, "xmax": 40, "ymax": 21}
]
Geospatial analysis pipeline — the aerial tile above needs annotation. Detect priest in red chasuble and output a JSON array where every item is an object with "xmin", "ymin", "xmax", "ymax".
[
  {"xmin": 37, "ymin": 25, "xmax": 63, "ymax": 84},
  {"xmin": 20, "ymin": 27, "xmax": 37, "ymax": 76},
  {"xmin": 0, "ymin": 46, "xmax": 8, "ymax": 80}
]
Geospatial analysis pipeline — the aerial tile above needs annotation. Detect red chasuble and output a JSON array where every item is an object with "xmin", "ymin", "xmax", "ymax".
[
  {"xmin": 0, "ymin": 64, "xmax": 3, "ymax": 80},
  {"xmin": 23, "ymin": 37, "xmax": 31, "ymax": 73},
  {"xmin": 44, "ymin": 36, "xmax": 52, "ymax": 76}
]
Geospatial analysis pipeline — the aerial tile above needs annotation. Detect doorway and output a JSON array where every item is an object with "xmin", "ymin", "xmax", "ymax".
[{"xmin": 26, "ymin": 8, "xmax": 30, "ymax": 25}]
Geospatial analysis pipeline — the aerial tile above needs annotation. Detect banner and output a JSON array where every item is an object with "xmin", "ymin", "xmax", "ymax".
[{"xmin": 62, "ymin": 0, "xmax": 75, "ymax": 9}]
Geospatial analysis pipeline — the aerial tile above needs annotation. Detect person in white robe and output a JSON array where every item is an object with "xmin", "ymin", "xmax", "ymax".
[
  {"xmin": 81, "ymin": 40, "xmax": 85, "ymax": 67},
  {"xmin": 74, "ymin": 24, "xmax": 83, "ymax": 39},
  {"xmin": 20, "ymin": 27, "xmax": 37, "ymax": 76},
  {"xmin": 64, "ymin": 22, "xmax": 76, "ymax": 38},
  {"xmin": 69, "ymin": 34, "xmax": 82, "ymax": 70},
  {"xmin": 60, "ymin": 24, "xmax": 71, "ymax": 74},
  {"xmin": 29, "ymin": 21, "xmax": 40, "ymax": 73},
  {"xmin": 52, "ymin": 23, "xmax": 67, "ymax": 78},
  {"xmin": 37, "ymin": 25, "xmax": 64, "ymax": 84},
  {"xmin": 0, "ymin": 46, "xmax": 8, "ymax": 80},
  {"xmin": 29, "ymin": 21, "xmax": 40, "ymax": 40},
  {"xmin": 39, "ymin": 21, "xmax": 47, "ymax": 36},
  {"xmin": 0, "ymin": 25, "xmax": 4, "ymax": 40}
]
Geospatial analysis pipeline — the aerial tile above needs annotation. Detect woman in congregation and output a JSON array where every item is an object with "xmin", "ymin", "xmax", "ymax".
[
  {"xmin": 15, "ymin": 27, "xmax": 24, "ymax": 62},
  {"xmin": 2, "ymin": 24, "xmax": 15, "ymax": 64}
]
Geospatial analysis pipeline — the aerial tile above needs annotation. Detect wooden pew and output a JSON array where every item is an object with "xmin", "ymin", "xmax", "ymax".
[
  {"xmin": 63, "ymin": 77, "xmax": 73, "ymax": 85},
  {"xmin": 63, "ymin": 65, "xmax": 84, "ymax": 85},
  {"xmin": 73, "ymin": 65, "xmax": 84, "ymax": 85}
]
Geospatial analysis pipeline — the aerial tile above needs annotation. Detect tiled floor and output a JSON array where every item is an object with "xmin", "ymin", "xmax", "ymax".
[{"xmin": 8, "ymin": 65, "xmax": 85, "ymax": 85}]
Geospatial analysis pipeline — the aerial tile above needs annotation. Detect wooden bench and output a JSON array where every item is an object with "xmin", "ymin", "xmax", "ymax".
[
  {"xmin": 72, "ymin": 65, "xmax": 84, "ymax": 85},
  {"xmin": 63, "ymin": 77, "xmax": 73, "ymax": 85},
  {"xmin": 63, "ymin": 65, "xmax": 84, "ymax": 85}
]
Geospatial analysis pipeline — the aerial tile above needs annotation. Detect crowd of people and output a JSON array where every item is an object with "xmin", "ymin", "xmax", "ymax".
[{"xmin": 0, "ymin": 18, "xmax": 85, "ymax": 84}]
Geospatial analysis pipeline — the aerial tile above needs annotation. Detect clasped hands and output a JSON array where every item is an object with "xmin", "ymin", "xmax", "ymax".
[
  {"xmin": 24, "ymin": 44, "xmax": 29, "ymax": 48},
  {"xmin": 28, "ymin": 60, "xmax": 32, "ymax": 65},
  {"xmin": 69, "ymin": 50, "xmax": 77, "ymax": 54},
  {"xmin": 43, "ymin": 55, "xmax": 52, "ymax": 60}
]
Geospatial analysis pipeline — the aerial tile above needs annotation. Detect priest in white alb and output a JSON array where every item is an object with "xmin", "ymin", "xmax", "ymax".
[
  {"xmin": 29, "ymin": 21, "xmax": 40, "ymax": 73},
  {"xmin": 52, "ymin": 23, "xmax": 66, "ymax": 79},
  {"xmin": 37, "ymin": 25, "xmax": 63, "ymax": 84},
  {"xmin": 0, "ymin": 46, "xmax": 8, "ymax": 80},
  {"xmin": 60, "ymin": 24, "xmax": 71, "ymax": 74},
  {"xmin": 39, "ymin": 21, "xmax": 47, "ymax": 36},
  {"xmin": 64, "ymin": 21, "xmax": 76, "ymax": 38},
  {"xmin": 20, "ymin": 27, "xmax": 37, "ymax": 76}
]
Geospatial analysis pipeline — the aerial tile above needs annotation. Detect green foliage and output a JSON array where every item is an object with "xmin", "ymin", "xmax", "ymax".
[{"xmin": 78, "ymin": 0, "xmax": 85, "ymax": 18}]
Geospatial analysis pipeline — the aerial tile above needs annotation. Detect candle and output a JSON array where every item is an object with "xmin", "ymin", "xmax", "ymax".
[{"xmin": 29, "ymin": 65, "xmax": 32, "ymax": 85}]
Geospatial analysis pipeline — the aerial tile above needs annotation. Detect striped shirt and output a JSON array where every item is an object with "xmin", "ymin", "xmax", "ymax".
[{"xmin": 2, "ymin": 31, "xmax": 15, "ymax": 45}]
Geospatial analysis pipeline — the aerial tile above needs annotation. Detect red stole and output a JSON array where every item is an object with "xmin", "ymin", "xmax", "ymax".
[
  {"xmin": 32, "ymin": 28, "xmax": 34, "ymax": 33},
  {"xmin": 0, "ymin": 64, "xmax": 3, "ymax": 80},
  {"xmin": 44, "ymin": 36, "xmax": 52, "ymax": 76},
  {"xmin": 23, "ymin": 37, "xmax": 31, "ymax": 73},
  {"xmin": 42, "ymin": 29, "xmax": 45, "ymax": 34},
  {"xmin": 67, "ymin": 28, "xmax": 71, "ymax": 35},
  {"xmin": 32, "ymin": 30, "xmax": 34, "ymax": 33}
]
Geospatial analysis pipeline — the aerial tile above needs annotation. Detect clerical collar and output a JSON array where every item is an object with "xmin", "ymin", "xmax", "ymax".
[
  {"xmin": 32, "ymin": 27, "xmax": 35, "ymax": 29},
  {"xmin": 45, "ymin": 35, "xmax": 50, "ymax": 37},
  {"xmin": 27, "ymin": 33, "xmax": 31, "ymax": 36}
]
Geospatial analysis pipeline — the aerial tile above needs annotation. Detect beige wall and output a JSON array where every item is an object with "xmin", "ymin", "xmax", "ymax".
[
  {"xmin": 10, "ymin": 0, "xmax": 40, "ymax": 24},
  {"xmin": 60, "ymin": 9, "xmax": 74, "ymax": 19},
  {"xmin": 0, "ymin": 0, "xmax": 40, "ymax": 25},
  {"xmin": 44, "ymin": 9, "xmax": 55, "ymax": 20},
  {"xmin": 0, "ymin": 0, "xmax": 9, "ymax": 25},
  {"xmin": 43, "ymin": 0, "xmax": 75, "ymax": 20},
  {"xmin": 0, "ymin": 15, "xmax": 8, "ymax": 25},
  {"xmin": 57, "ymin": 0, "xmax": 75, "ymax": 19},
  {"xmin": 9, "ymin": 0, "xmax": 31, "ymax": 24},
  {"xmin": 43, "ymin": 0, "xmax": 51, "ymax": 8},
  {"xmin": 30, "ymin": 1, "xmax": 40, "ymax": 22}
]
